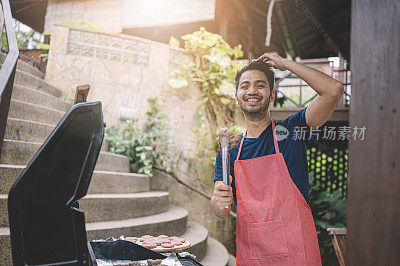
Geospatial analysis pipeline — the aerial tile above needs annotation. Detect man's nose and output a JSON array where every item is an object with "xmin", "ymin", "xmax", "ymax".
[{"xmin": 248, "ymin": 83, "xmax": 258, "ymax": 93}]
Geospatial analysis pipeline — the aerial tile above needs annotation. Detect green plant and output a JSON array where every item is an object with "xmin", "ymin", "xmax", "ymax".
[
  {"xmin": 169, "ymin": 28, "xmax": 245, "ymax": 177},
  {"xmin": 63, "ymin": 87, "xmax": 76, "ymax": 105},
  {"xmin": 309, "ymin": 171, "xmax": 347, "ymax": 266},
  {"xmin": 38, "ymin": 43, "xmax": 50, "ymax": 62},
  {"xmin": 1, "ymin": 20, "xmax": 43, "ymax": 50},
  {"xmin": 105, "ymin": 97, "xmax": 175, "ymax": 176},
  {"xmin": 63, "ymin": 20, "xmax": 105, "ymax": 31},
  {"xmin": 169, "ymin": 27, "xmax": 245, "ymax": 134}
]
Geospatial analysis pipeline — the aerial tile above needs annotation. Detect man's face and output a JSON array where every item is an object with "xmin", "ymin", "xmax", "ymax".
[{"xmin": 235, "ymin": 70, "xmax": 274, "ymax": 115}]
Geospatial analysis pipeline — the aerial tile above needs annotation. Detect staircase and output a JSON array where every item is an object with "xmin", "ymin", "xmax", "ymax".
[{"xmin": 0, "ymin": 54, "xmax": 231, "ymax": 265}]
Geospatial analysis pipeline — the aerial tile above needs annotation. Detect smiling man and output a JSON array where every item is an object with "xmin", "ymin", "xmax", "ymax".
[{"xmin": 210, "ymin": 53, "xmax": 344, "ymax": 265}]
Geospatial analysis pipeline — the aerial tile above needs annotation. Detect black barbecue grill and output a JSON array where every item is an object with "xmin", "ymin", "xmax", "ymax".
[{"xmin": 7, "ymin": 102, "xmax": 203, "ymax": 266}]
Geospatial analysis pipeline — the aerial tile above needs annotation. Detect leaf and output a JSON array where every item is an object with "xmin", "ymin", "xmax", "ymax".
[
  {"xmin": 135, "ymin": 146, "xmax": 144, "ymax": 151},
  {"xmin": 219, "ymin": 80, "xmax": 236, "ymax": 95},
  {"xmin": 38, "ymin": 43, "xmax": 50, "ymax": 50},
  {"xmin": 315, "ymin": 220, "xmax": 331, "ymax": 229},
  {"xmin": 219, "ymin": 97, "xmax": 231, "ymax": 105},
  {"xmin": 309, "ymin": 171, "xmax": 315, "ymax": 184},
  {"xmin": 217, "ymin": 55, "xmax": 231, "ymax": 68},
  {"xmin": 169, "ymin": 36, "xmax": 180, "ymax": 47},
  {"xmin": 168, "ymin": 78, "xmax": 188, "ymax": 88}
]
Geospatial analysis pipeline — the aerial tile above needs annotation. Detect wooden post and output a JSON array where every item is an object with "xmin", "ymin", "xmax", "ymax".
[
  {"xmin": 336, "ymin": 55, "xmax": 346, "ymax": 109},
  {"xmin": 347, "ymin": 0, "xmax": 400, "ymax": 265},
  {"xmin": 74, "ymin": 84, "xmax": 90, "ymax": 104},
  {"xmin": 216, "ymin": 0, "xmax": 230, "ymax": 44}
]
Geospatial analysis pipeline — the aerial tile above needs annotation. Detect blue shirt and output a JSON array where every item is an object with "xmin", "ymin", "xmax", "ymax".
[{"xmin": 214, "ymin": 108, "xmax": 312, "ymax": 205}]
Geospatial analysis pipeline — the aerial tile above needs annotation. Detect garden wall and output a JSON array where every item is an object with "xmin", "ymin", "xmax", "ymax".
[{"xmin": 45, "ymin": 25, "xmax": 202, "ymax": 154}]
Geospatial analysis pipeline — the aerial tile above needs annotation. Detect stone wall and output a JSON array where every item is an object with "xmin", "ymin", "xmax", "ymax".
[
  {"xmin": 45, "ymin": 24, "xmax": 236, "ymax": 253},
  {"xmin": 45, "ymin": 25, "xmax": 204, "ymax": 154}
]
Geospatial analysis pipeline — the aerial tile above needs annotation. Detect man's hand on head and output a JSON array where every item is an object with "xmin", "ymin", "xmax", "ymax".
[{"xmin": 255, "ymin": 53, "xmax": 290, "ymax": 71}]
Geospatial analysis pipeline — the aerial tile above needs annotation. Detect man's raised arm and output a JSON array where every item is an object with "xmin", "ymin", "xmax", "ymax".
[{"xmin": 256, "ymin": 53, "xmax": 344, "ymax": 129}]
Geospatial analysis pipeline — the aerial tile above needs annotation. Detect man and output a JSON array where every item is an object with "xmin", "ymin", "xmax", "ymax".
[{"xmin": 211, "ymin": 53, "xmax": 344, "ymax": 265}]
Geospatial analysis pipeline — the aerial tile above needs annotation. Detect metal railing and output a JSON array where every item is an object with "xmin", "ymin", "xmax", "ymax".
[
  {"xmin": 19, "ymin": 53, "xmax": 41, "ymax": 69},
  {"xmin": 0, "ymin": 0, "xmax": 19, "ymax": 159},
  {"xmin": 274, "ymin": 58, "xmax": 351, "ymax": 109}
]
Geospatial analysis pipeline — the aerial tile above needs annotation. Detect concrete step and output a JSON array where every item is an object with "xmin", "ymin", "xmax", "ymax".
[
  {"xmin": 5, "ymin": 118, "xmax": 109, "ymax": 150},
  {"xmin": 0, "ymin": 196, "xmax": 8, "ymax": 228},
  {"xmin": 0, "ymin": 164, "xmax": 22, "ymax": 194},
  {"xmin": 94, "ymin": 152, "xmax": 130, "ymax": 172},
  {"xmin": 0, "ymin": 227, "xmax": 12, "ymax": 265},
  {"xmin": 0, "ymin": 139, "xmax": 43, "ymax": 165},
  {"xmin": 11, "ymin": 84, "xmax": 70, "ymax": 112},
  {"xmin": 180, "ymin": 221, "xmax": 209, "ymax": 262},
  {"xmin": 0, "ymin": 139, "xmax": 130, "ymax": 171},
  {"xmin": 88, "ymin": 170, "xmax": 149, "ymax": 194},
  {"xmin": 0, "ymin": 192, "xmax": 169, "ymax": 226},
  {"xmin": 0, "ymin": 52, "xmax": 44, "ymax": 78},
  {"xmin": 5, "ymin": 118, "xmax": 55, "ymax": 143},
  {"xmin": 0, "ymin": 205, "xmax": 188, "ymax": 264},
  {"xmin": 9, "ymin": 100, "xmax": 64, "ymax": 125},
  {"xmin": 14, "ymin": 67, "xmax": 62, "ymax": 98},
  {"xmin": 200, "ymin": 237, "xmax": 230, "ymax": 266},
  {"xmin": 81, "ymin": 192, "xmax": 169, "ymax": 223},
  {"xmin": 85, "ymin": 205, "xmax": 188, "ymax": 240},
  {"xmin": 4, "ymin": 118, "xmax": 107, "ymax": 148},
  {"xmin": 0, "ymin": 165, "xmax": 141, "ymax": 195}
]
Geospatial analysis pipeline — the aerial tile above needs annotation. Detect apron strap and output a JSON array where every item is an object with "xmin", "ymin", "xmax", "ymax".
[
  {"xmin": 271, "ymin": 120, "xmax": 280, "ymax": 154},
  {"xmin": 236, "ymin": 120, "xmax": 280, "ymax": 161},
  {"xmin": 236, "ymin": 131, "xmax": 246, "ymax": 161}
]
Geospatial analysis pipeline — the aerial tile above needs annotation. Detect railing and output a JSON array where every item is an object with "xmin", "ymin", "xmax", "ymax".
[
  {"xmin": 153, "ymin": 166, "xmax": 238, "ymax": 219},
  {"xmin": 274, "ymin": 58, "xmax": 351, "ymax": 109},
  {"xmin": 19, "ymin": 53, "xmax": 41, "ymax": 69},
  {"xmin": 0, "ymin": 0, "xmax": 19, "ymax": 160}
]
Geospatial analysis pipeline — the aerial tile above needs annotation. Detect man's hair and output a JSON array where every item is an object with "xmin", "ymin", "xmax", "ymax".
[{"xmin": 235, "ymin": 60, "xmax": 275, "ymax": 91}]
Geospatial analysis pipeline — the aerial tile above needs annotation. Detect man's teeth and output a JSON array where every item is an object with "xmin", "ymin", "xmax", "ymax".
[{"xmin": 246, "ymin": 98, "xmax": 260, "ymax": 102}]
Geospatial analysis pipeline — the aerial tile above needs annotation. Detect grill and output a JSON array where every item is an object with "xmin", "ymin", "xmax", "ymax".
[{"xmin": 7, "ymin": 102, "xmax": 202, "ymax": 266}]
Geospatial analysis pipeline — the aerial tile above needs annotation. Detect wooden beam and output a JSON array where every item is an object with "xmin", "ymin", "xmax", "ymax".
[
  {"xmin": 276, "ymin": 3, "xmax": 296, "ymax": 58},
  {"xmin": 215, "ymin": 0, "xmax": 231, "ymax": 43},
  {"xmin": 14, "ymin": 0, "xmax": 44, "ymax": 14},
  {"xmin": 347, "ymin": 0, "xmax": 400, "ymax": 264},
  {"xmin": 281, "ymin": 2, "xmax": 301, "ymax": 57}
]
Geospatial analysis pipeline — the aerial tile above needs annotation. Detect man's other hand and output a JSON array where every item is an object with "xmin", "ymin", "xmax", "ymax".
[{"xmin": 211, "ymin": 176, "xmax": 233, "ymax": 218}]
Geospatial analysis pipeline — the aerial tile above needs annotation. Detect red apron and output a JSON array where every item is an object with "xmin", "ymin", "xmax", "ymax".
[{"xmin": 234, "ymin": 120, "xmax": 321, "ymax": 266}]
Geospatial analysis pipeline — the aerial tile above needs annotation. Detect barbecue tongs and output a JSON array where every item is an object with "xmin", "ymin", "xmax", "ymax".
[{"xmin": 220, "ymin": 136, "xmax": 230, "ymax": 209}]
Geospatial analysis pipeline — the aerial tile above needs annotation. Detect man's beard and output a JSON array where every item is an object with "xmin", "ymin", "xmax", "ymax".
[{"xmin": 238, "ymin": 94, "xmax": 271, "ymax": 121}]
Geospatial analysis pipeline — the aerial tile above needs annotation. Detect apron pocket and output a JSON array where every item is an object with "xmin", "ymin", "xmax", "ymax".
[{"xmin": 248, "ymin": 219, "xmax": 289, "ymax": 259}]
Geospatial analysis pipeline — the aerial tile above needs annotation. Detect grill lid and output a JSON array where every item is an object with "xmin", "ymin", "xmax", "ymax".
[{"xmin": 8, "ymin": 101, "xmax": 104, "ymax": 265}]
